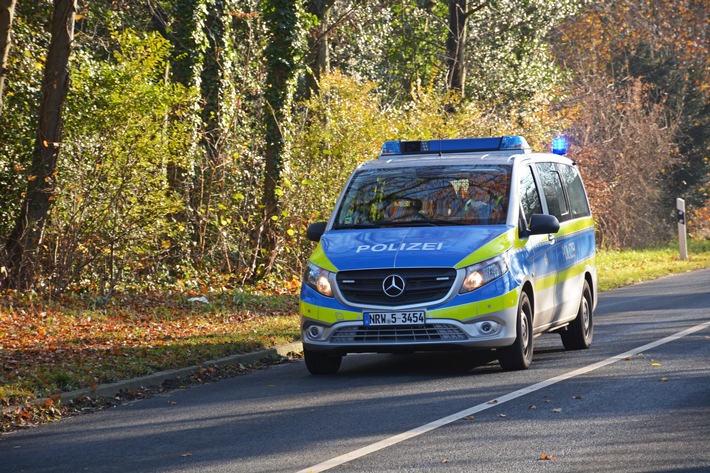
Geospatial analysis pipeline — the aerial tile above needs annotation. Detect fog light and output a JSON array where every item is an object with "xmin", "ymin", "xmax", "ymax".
[
  {"xmin": 307, "ymin": 325, "xmax": 324, "ymax": 340},
  {"xmin": 476, "ymin": 321, "xmax": 499, "ymax": 335}
]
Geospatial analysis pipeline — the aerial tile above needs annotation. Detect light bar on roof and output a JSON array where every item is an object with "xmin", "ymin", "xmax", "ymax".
[{"xmin": 379, "ymin": 136, "xmax": 530, "ymax": 157}]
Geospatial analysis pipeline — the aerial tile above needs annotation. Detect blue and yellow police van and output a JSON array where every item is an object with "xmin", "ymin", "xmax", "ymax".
[{"xmin": 300, "ymin": 136, "xmax": 596, "ymax": 374}]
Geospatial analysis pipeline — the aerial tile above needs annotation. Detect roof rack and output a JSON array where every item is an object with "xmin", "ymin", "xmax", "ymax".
[{"xmin": 379, "ymin": 136, "xmax": 530, "ymax": 158}]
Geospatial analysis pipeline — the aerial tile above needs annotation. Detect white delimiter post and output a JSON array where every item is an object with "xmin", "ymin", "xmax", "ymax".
[{"xmin": 677, "ymin": 198, "xmax": 687, "ymax": 260}]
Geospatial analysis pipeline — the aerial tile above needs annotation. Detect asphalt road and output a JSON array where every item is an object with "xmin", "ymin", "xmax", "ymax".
[{"xmin": 2, "ymin": 269, "xmax": 709, "ymax": 473}]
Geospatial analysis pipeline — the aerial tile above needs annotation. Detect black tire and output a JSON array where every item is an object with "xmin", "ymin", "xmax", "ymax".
[
  {"xmin": 498, "ymin": 292, "xmax": 533, "ymax": 371},
  {"xmin": 304, "ymin": 350, "xmax": 342, "ymax": 375},
  {"xmin": 561, "ymin": 280, "xmax": 594, "ymax": 350}
]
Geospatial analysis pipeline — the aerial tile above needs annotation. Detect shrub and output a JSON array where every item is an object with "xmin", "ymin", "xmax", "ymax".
[{"xmin": 43, "ymin": 31, "xmax": 194, "ymax": 295}]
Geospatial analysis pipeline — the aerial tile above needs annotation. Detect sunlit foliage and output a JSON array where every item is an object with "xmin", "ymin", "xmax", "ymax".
[{"xmin": 0, "ymin": 0, "xmax": 705, "ymax": 293}]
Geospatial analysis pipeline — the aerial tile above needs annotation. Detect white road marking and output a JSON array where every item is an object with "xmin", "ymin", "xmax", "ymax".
[{"xmin": 297, "ymin": 321, "xmax": 710, "ymax": 473}]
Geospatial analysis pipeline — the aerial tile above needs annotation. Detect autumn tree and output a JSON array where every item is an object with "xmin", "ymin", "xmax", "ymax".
[
  {"xmin": 156, "ymin": 0, "xmax": 247, "ymax": 268},
  {"xmin": 259, "ymin": 0, "xmax": 307, "ymax": 275},
  {"xmin": 188, "ymin": 0, "xmax": 243, "ymax": 264},
  {"xmin": 304, "ymin": 0, "xmax": 336, "ymax": 97},
  {"xmin": 0, "ymin": 2, "xmax": 52, "ymax": 248},
  {"xmin": 3, "ymin": 0, "xmax": 77, "ymax": 290},
  {"xmin": 445, "ymin": 0, "xmax": 486, "ymax": 95},
  {"xmin": 552, "ymin": 0, "xmax": 709, "ymax": 246},
  {"xmin": 160, "ymin": 0, "xmax": 202, "ymax": 257},
  {"xmin": 46, "ymin": 31, "xmax": 193, "ymax": 295},
  {"xmin": 327, "ymin": 0, "xmax": 578, "ymax": 104},
  {"xmin": 0, "ymin": 0, "xmax": 16, "ymax": 114},
  {"xmin": 568, "ymin": 78, "xmax": 678, "ymax": 247}
]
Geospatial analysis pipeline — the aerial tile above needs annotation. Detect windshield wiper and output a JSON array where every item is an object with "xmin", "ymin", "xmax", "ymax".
[
  {"xmin": 335, "ymin": 218, "xmax": 469, "ymax": 229},
  {"xmin": 407, "ymin": 218, "xmax": 469, "ymax": 226},
  {"xmin": 333, "ymin": 222, "xmax": 382, "ymax": 229},
  {"xmin": 334, "ymin": 220, "xmax": 423, "ymax": 229}
]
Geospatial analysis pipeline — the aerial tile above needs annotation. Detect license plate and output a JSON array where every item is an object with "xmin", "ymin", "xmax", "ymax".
[{"xmin": 363, "ymin": 311, "xmax": 426, "ymax": 326}]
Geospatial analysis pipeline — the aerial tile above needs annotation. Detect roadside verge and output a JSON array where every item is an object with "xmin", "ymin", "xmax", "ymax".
[{"xmin": 2, "ymin": 342, "xmax": 303, "ymax": 423}]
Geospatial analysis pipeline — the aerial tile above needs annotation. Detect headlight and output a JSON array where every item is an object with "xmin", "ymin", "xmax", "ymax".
[
  {"xmin": 304, "ymin": 262, "xmax": 334, "ymax": 297},
  {"xmin": 460, "ymin": 253, "xmax": 509, "ymax": 294}
]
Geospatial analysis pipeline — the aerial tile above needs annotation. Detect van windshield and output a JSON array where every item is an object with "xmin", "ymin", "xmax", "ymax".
[{"xmin": 334, "ymin": 165, "xmax": 511, "ymax": 228}]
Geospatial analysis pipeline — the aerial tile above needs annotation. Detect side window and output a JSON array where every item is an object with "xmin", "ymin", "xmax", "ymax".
[
  {"xmin": 559, "ymin": 164, "xmax": 591, "ymax": 219},
  {"xmin": 519, "ymin": 165, "xmax": 542, "ymax": 227},
  {"xmin": 537, "ymin": 162, "xmax": 570, "ymax": 222}
]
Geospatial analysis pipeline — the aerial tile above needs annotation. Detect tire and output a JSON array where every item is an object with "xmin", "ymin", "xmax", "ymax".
[
  {"xmin": 561, "ymin": 280, "xmax": 594, "ymax": 350},
  {"xmin": 498, "ymin": 292, "xmax": 533, "ymax": 371},
  {"xmin": 304, "ymin": 350, "xmax": 342, "ymax": 375}
]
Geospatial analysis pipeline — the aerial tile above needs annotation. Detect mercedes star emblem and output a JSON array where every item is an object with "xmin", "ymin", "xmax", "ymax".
[{"xmin": 382, "ymin": 274, "xmax": 406, "ymax": 297}]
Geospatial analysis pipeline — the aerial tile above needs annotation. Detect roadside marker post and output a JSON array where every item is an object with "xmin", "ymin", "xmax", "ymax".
[{"xmin": 677, "ymin": 198, "xmax": 687, "ymax": 260}]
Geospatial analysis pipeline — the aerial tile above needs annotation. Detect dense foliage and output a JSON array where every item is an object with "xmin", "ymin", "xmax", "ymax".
[
  {"xmin": 0, "ymin": 0, "xmax": 707, "ymax": 294},
  {"xmin": 552, "ymin": 0, "xmax": 709, "ymax": 245}
]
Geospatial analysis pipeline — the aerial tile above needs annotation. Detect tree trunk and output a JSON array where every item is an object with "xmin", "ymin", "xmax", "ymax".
[
  {"xmin": 3, "ymin": 0, "xmax": 76, "ymax": 290},
  {"xmin": 305, "ymin": 0, "xmax": 335, "ymax": 97},
  {"xmin": 446, "ymin": 0, "xmax": 467, "ymax": 95},
  {"xmin": 0, "ymin": 0, "xmax": 17, "ymax": 114},
  {"xmin": 445, "ymin": 1, "xmax": 488, "ymax": 97},
  {"xmin": 259, "ymin": 0, "xmax": 305, "ymax": 276}
]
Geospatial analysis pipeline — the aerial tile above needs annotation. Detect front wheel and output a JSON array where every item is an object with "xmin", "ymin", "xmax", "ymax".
[
  {"xmin": 561, "ymin": 280, "xmax": 594, "ymax": 350},
  {"xmin": 498, "ymin": 292, "xmax": 533, "ymax": 371},
  {"xmin": 304, "ymin": 350, "xmax": 342, "ymax": 375}
]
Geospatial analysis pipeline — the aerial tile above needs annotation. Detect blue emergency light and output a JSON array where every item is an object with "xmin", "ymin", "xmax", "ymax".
[
  {"xmin": 379, "ymin": 135, "xmax": 530, "ymax": 157},
  {"xmin": 552, "ymin": 136, "xmax": 567, "ymax": 155}
]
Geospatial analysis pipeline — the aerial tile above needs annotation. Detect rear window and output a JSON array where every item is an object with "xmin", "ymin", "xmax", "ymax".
[
  {"xmin": 536, "ymin": 162, "xmax": 570, "ymax": 222},
  {"xmin": 334, "ymin": 165, "xmax": 512, "ymax": 227},
  {"xmin": 559, "ymin": 164, "xmax": 591, "ymax": 219}
]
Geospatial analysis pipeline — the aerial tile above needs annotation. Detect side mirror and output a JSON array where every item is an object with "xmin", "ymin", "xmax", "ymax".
[
  {"xmin": 528, "ymin": 214, "xmax": 560, "ymax": 236},
  {"xmin": 306, "ymin": 221, "xmax": 327, "ymax": 242}
]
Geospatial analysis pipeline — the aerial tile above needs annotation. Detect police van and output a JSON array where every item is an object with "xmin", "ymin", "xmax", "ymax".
[{"xmin": 300, "ymin": 136, "xmax": 596, "ymax": 374}]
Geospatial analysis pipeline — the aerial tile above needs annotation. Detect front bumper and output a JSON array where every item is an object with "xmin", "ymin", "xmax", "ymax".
[{"xmin": 301, "ymin": 306, "xmax": 518, "ymax": 355}]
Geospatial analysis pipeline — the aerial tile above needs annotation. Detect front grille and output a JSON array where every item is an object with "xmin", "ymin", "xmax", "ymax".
[
  {"xmin": 330, "ymin": 324, "xmax": 467, "ymax": 344},
  {"xmin": 336, "ymin": 268, "xmax": 457, "ymax": 307}
]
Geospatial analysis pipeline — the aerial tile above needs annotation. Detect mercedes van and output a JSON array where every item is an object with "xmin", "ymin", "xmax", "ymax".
[{"xmin": 299, "ymin": 136, "xmax": 596, "ymax": 374}]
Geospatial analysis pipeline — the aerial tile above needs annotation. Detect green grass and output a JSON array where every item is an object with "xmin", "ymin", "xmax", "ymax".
[{"xmin": 597, "ymin": 239, "xmax": 710, "ymax": 291}]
